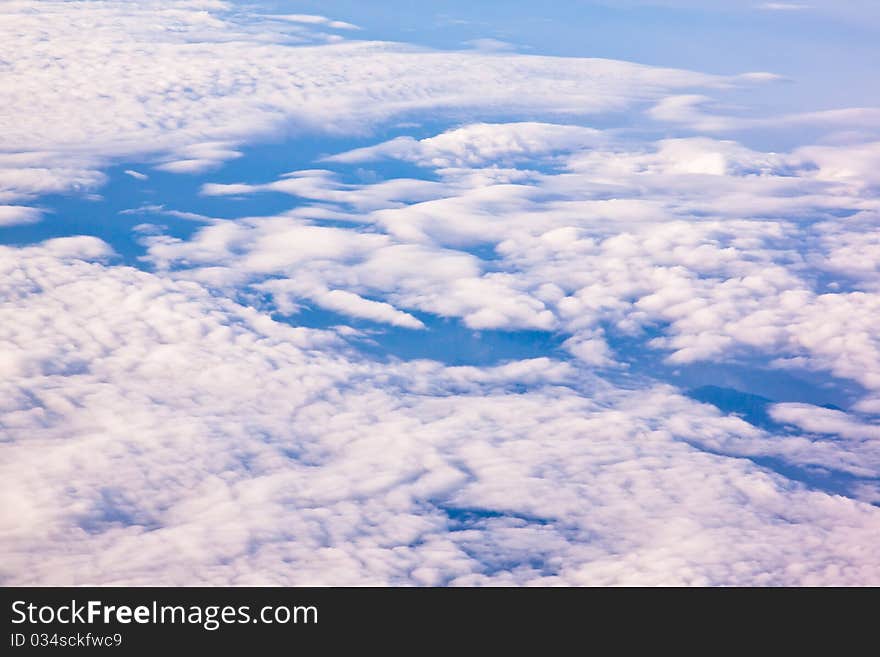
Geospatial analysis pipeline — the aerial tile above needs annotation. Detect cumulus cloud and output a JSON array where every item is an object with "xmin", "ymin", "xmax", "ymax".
[
  {"xmin": 326, "ymin": 122, "xmax": 604, "ymax": 169},
  {"xmin": 149, "ymin": 125, "xmax": 880, "ymax": 413},
  {"xmin": 2, "ymin": 241, "xmax": 879, "ymax": 585},
  {"xmin": 0, "ymin": 152, "xmax": 106, "ymax": 204}
]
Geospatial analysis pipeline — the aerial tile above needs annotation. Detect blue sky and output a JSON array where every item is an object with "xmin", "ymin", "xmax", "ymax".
[{"xmin": 1, "ymin": 1, "xmax": 880, "ymax": 586}]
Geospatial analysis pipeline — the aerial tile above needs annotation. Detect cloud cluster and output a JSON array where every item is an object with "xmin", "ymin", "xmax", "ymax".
[
  {"xmin": 2, "ymin": 241, "xmax": 879, "ymax": 585},
  {"xmin": 141, "ymin": 123, "xmax": 880, "ymax": 523},
  {"xmin": 325, "ymin": 122, "xmax": 604, "ymax": 169},
  {"xmin": 153, "ymin": 126, "xmax": 880, "ymax": 410},
  {"xmin": 0, "ymin": 0, "xmax": 721, "ymax": 206}
]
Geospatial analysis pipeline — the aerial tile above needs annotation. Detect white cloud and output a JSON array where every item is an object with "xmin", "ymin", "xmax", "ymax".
[
  {"xmin": 0, "ymin": 152, "xmax": 106, "ymax": 203},
  {"xmin": 268, "ymin": 14, "xmax": 361, "ymax": 30},
  {"xmin": 464, "ymin": 38, "xmax": 518, "ymax": 52},
  {"xmin": 326, "ymin": 122, "xmax": 604, "ymax": 169},
  {"xmin": 144, "ymin": 125, "xmax": 880, "ymax": 417},
  {"xmin": 0, "ymin": 205, "xmax": 42, "ymax": 226},
  {"xmin": 4, "ymin": 0, "xmax": 880, "ymax": 587},
  {"xmin": 2, "ymin": 241, "xmax": 879, "ymax": 585},
  {"xmin": 771, "ymin": 403, "xmax": 880, "ymax": 440},
  {"xmin": 123, "ymin": 169, "xmax": 149, "ymax": 181},
  {"xmin": 306, "ymin": 288, "xmax": 425, "ymax": 330},
  {"xmin": 0, "ymin": 0, "xmax": 722, "ymax": 204},
  {"xmin": 154, "ymin": 142, "xmax": 243, "ymax": 175},
  {"xmin": 648, "ymin": 95, "xmax": 880, "ymax": 135}
]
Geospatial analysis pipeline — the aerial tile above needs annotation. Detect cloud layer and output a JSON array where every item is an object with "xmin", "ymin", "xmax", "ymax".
[
  {"xmin": 2, "ymin": 1, "xmax": 879, "ymax": 586},
  {"xmin": 2, "ymin": 241, "xmax": 879, "ymax": 585},
  {"xmin": 0, "ymin": 0, "xmax": 719, "ymax": 203}
]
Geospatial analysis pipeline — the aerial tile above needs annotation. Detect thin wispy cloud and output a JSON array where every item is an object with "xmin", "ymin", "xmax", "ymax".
[{"xmin": 757, "ymin": 3, "xmax": 811, "ymax": 10}]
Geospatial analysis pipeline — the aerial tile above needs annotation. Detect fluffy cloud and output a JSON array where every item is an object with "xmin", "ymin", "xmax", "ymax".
[
  {"xmin": 2, "ymin": 241, "xmax": 879, "ymax": 585},
  {"xmin": 325, "ymin": 122, "xmax": 604, "ymax": 169},
  {"xmin": 770, "ymin": 404, "xmax": 880, "ymax": 440},
  {"xmin": 134, "ymin": 124, "xmax": 880, "ymax": 528},
  {"xmin": 0, "ymin": 205, "xmax": 42, "ymax": 227},
  {"xmin": 0, "ymin": 152, "xmax": 106, "ymax": 204},
  {"xmin": 146, "ymin": 126, "xmax": 880, "ymax": 411},
  {"xmin": 0, "ymin": 0, "xmax": 722, "ymax": 204},
  {"xmin": 3, "ymin": 0, "xmax": 880, "ymax": 586}
]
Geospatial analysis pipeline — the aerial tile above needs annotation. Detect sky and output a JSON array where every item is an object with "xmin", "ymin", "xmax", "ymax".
[{"xmin": 1, "ymin": 0, "xmax": 879, "ymax": 585}]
